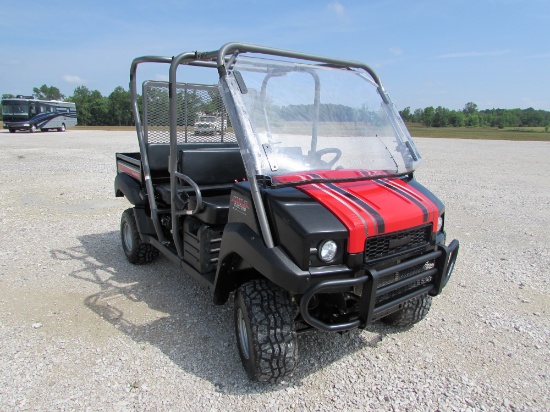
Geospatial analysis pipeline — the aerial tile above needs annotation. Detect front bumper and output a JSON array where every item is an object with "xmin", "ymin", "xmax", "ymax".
[
  {"xmin": 300, "ymin": 239, "xmax": 459, "ymax": 332},
  {"xmin": 4, "ymin": 122, "xmax": 31, "ymax": 131}
]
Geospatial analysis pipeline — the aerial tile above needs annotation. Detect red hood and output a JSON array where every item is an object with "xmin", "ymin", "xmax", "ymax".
[{"xmin": 297, "ymin": 178, "xmax": 439, "ymax": 253}]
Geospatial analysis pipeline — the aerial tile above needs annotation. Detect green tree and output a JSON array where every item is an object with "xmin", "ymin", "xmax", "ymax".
[
  {"xmin": 463, "ymin": 102, "xmax": 478, "ymax": 115},
  {"xmin": 108, "ymin": 86, "xmax": 133, "ymax": 126},
  {"xmin": 448, "ymin": 110, "xmax": 465, "ymax": 127},
  {"xmin": 465, "ymin": 113, "xmax": 480, "ymax": 127},
  {"xmin": 399, "ymin": 106, "xmax": 413, "ymax": 122},
  {"xmin": 68, "ymin": 86, "xmax": 109, "ymax": 126},
  {"xmin": 33, "ymin": 84, "xmax": 65, "ymax": 100},
  {"xmin": 432, "ymin": 106, "xmax": 449, "ymax": 127},
  {"xmin": 413, "ymin": 108, "xmax": 423, "ymax": 123},
  {"xmin": 421, "ymin": 106, "xmax": 435, "ymax": 127},
  {"xmin": 2, "ymin": 93, "xmax": 15, "ymax": 99}
]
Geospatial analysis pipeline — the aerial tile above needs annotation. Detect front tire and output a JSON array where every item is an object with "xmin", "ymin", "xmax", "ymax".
[
  {"xmin": 120, "ymin": 208, "xmax": 159, "ymax": 264},
  {"xmin": 29, "ymin": 125, "xmax": 36, "ymax": 133},
  {"xmin": 234, "ymin": 279, "xmax": 298, "ymax": 383},
  {"xmin": 382, "ymin": 294, "xmax": 432, "ymax": 327},
  {"xmin": 58, "ymin": 123, "xmax": 66, "ymax": 132}
]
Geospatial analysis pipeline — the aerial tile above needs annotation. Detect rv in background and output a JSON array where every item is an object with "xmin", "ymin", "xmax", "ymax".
[{"xmin": 1, "ymin": 95, "xmax": 77, "ymax": 133}]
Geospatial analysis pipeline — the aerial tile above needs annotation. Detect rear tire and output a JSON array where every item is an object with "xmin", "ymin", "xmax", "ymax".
[
  {"xmin": 58, "ymin": 123, "xmax": 66, "ymax": 132},
  {"xmin": 381, "ymin": 295, "xmax": 432, "ymax": 327},
  {"xmin": 234, "ymin": 279, "xmax": 298, "ymax": 383},
  {"xmin": 29, "ymin": 125, "xmax": 36, "ymax": 133},
  {"xmin": 120, "ymin": 208, "xmax": 159, "ymax": 264},
  {"xmin": 9, "ymin": 129, "xmax": 15, "ymax": 133}
]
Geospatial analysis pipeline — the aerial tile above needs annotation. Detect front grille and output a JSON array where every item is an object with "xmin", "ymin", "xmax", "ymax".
[
  {"xmin": 375, "ymin": 261, "xmax": 435, "ymax": 304},
  {"xmin": 365, "ymin": 224, "xmax": 432, "ymax": 264}
]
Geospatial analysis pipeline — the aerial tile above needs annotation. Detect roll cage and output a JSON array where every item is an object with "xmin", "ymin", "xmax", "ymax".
[{"xmin": 129, "ymin": 42, "xmax": 406, "ymax": 260}]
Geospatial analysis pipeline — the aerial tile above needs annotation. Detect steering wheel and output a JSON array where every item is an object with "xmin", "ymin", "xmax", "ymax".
[{"xmin": 313, "ymin": 148, "xmax": 342, "ymax": 168}]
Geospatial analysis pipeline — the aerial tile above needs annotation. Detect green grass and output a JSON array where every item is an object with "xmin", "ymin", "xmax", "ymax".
[{"xmin": 407, "ymin": 125, "xmax": 550, "ymax": 141}]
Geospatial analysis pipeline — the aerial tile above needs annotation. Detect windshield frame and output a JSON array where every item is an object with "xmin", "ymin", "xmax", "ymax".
[{"xmin": 219, "ymin": 56, "xmax": 422, "ymax": 187}]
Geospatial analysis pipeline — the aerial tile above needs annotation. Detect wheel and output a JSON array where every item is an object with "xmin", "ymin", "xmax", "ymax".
[
  {"xmin": 382, "ymin": 295, "xmax": 432, "ymax": 327},
  {"xmin": 120, "ymin": 208, "xmax": 159, "ymax": 264},
  {"xmin": 234, "ymin": 279, "xmax": 298, "ymax": 383},
  {"xmin": 29, "ymin": 124, "xmax": 36, "ymax": 133},
  {"xmin": 58, "ymin": 123, "xmax": 66, "ymax": 132},
  {"xmin": 9, "ymin": 129, "xmax": 15, "ymax": 133}
]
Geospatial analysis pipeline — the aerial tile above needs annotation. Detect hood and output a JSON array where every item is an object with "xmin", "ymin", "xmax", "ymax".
[{"xmin": 297, "ymin": 178, "xmax": 441, "ymax": 253}]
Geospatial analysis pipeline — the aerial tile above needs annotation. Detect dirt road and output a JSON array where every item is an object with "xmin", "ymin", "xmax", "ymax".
[{"xmin": 0, "ymin": 130, "xmax": 548, "ymax": 410}]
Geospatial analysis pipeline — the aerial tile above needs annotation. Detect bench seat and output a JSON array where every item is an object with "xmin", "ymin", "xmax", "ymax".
[{"xmin": 152, "ymin": 145, "xmax": 246, "ymax": 225}]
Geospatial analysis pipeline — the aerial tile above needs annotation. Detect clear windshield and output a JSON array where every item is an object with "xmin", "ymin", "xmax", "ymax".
[
  {"xmin": 222, "ymin": 57, "xmax": 422, "ymax": 186},
  {"xmin": 2, "ymin": 102, "xmax": 29, "ymax": 116}
]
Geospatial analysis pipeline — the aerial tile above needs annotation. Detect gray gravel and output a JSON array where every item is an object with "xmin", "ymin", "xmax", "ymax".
[{"xmin": 0, "ymin": 130, "xmax": 548, "ymax": 411}]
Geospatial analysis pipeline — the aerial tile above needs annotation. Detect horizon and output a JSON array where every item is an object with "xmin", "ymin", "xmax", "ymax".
[{"xmin": 1, "ymin": 0, "xmax": 549, "ymax": 112}]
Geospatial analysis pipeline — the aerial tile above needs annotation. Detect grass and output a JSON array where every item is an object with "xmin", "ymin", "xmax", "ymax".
[{"xmin": 407, "ymin": 124, "xmax": 550, "ymax": 141}]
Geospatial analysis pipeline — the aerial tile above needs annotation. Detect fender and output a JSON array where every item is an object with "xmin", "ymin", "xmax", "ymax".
[
  {"xmin": 114, "ymin": 173, "xmax": 146, "ymax": 207},
  {"xmin": 213, "ymin": 222, "xmax": 312, "ymax": 304}
]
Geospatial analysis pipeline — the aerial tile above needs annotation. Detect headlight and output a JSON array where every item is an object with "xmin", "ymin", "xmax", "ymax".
[
  {"xmin": 318, "ymin": 240, "xmax": 338, "ymax": 263},
  {"xmin": 437, "ymin": 216, "xmax": 444, "ymax": 232}
]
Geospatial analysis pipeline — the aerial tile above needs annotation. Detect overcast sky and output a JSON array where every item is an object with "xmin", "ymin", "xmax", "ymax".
[{"xmin": 1, "ymin": 0, "xmax": 548, "ymax": 111}]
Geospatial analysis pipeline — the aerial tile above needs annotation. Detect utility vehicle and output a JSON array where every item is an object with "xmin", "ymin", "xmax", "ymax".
[{"xmin": 115, "ymin": 42, "xmax": 459, "ymax": 382}]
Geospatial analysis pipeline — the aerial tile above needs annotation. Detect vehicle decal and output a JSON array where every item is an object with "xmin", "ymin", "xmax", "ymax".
[
  {"xmin": 374, "ymin": 179, "xmax": 430, "ymax": 223},
  {"xmin": 325, "ymin": 182, "xmax": 385, "ymax": 234},
  {"xmin": 231, "ymin": 194, "xmax": 250, "ymax": 215},
  {"xmin": 378, "ymin": 178, "xmax": 439, "ymax": 229},
  {"xmin": 117, "ymin": 161, "xmax": 142, "ymax": 182},
  {"xmin": 300, "ymin": 183, "xmax": 369, "ymax": 253},
  {"xmin": 297, "ymin": 178, "xmax": 439, "ymax": 253},
  {"xmin": 5, "ymin": 111, "xmax": 77, "ymax": 128}
]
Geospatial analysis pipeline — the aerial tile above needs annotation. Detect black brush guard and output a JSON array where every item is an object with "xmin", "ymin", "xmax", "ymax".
[{"xmin": 300, "ymin": 240, "xmax": 459, "ymax": 332}]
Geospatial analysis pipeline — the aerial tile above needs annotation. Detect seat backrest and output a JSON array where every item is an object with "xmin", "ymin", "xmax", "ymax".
[
  {"xmin": 180, "ymin": 147, "xmax": 247, "ymax": 185},
  {"xmin": 147, "ymin": 142, "xmax": 239, "ymax": 178}
]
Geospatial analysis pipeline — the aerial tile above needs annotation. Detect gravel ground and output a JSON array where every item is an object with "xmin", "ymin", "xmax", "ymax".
[{"xmin": 0, "ymin": 130, "xmax": 548, "ymax": 411}]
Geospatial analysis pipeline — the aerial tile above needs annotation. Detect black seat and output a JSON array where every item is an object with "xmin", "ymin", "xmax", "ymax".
[{"xmin": 154, "ymin": 146, "xmax": 246, "ymax": 225}]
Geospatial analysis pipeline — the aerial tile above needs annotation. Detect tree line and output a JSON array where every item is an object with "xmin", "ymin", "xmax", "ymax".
[
  {"xmin": 399, "ymin": 102, "xmax": 550, "ymax": 129},
  {"xmin": 2, "ymin": 85, "xmax": 550, "ymax": 129}
]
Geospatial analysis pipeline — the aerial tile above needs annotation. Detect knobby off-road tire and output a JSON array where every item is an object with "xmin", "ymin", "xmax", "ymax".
[
  {"xmin": 120, "ymin": 208, "xmax": 159, "ymax": 265},
  {"xmin": 382, "ymin": 294, "xmax": 432, "ymax": 327},
  {"xmin": 234, "ymin": 279, "xmax": 298, "ymax": 383}
]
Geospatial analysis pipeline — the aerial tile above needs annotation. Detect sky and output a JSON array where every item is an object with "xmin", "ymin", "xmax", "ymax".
[{"xmin": 1, "ymin": 0, "xmax": 549, "ymax": 111}]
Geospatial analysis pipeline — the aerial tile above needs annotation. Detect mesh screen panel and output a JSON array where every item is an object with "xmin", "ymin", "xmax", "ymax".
[{"xmin": 142, "ymin": 81, "xmax": 236, "ymax": 144}]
